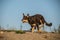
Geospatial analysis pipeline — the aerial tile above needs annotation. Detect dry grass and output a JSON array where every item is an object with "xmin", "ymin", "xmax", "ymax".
[{"xmin": 0, "ymin": 31, "xmax": 60, "ymax": 40}]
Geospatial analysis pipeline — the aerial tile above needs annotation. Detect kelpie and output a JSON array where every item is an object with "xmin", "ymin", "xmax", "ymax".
[{"xmin": 22, "ymin": 13, "xmax": 52, "ymax": 33}]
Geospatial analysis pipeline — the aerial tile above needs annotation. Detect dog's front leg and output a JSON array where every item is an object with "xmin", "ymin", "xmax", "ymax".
[{"xmin": 32, "ymin": 27, "xmax": 34, "ymax": 33}]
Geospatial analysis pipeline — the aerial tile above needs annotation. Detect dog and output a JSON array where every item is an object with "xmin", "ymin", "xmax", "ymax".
[{"xmin": 22, "ymin": 13, "xmax": 52, "ymax": 33}]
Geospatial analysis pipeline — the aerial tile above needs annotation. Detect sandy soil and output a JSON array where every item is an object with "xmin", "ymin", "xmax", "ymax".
[{"xmin": 0, "ymin": 32, "xmax": 60, "ymax": 40}]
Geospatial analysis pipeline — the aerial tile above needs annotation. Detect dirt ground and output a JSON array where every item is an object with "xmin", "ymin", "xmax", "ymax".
[{"xmin": 0, "ymin": 32, "xmax": 60, "ymax": 40}]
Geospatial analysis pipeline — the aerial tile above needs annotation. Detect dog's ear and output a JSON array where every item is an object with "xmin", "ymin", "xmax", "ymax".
[
  {"xmin": 27, "ymin": 13, "xmax": 29, "ymax": 16},
  {"xmin": 23, "ymin": 13, "xmax": 25, "ymax": 16},
  {"xmin": 27, "ymin": 13, "xmax": 29, "ymax": 17}
]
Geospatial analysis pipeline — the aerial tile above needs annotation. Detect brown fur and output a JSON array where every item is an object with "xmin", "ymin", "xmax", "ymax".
[{"xmin": 22, "ymin": 13, "xmax": 52, "ymax": 32}]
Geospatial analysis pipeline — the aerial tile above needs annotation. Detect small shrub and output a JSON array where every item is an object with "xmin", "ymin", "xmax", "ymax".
[
  {"xmin": 6, "ymin": 30, "xmax": 15, "ymax": 32},
  {"xmin": 58, "ymin": 25, "xmax": 60, "ymax": 33},
  {"xmin": 15, "ymin": 30, "xmax": 25, "ymax": 34},
  {"xmin": 6, "ymin": 30, "xmax": 12, "ymax": 32}
]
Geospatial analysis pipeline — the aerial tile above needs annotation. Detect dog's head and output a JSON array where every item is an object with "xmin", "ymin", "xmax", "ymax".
[{"xmin": 22, "ymin": 13, "xmax": 29, "ymax": 23}]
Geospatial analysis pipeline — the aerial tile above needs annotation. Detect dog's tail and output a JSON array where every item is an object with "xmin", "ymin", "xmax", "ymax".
[{"xmin": 44, "ymin": 20, "xmax": 52, "ymax": 26}]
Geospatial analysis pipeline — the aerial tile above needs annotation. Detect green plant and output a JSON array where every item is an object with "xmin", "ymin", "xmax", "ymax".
[
  {"xmin": 58, "ymin": 25, "xmax": 60, "ymax": 33},
  {"xmin": 6, "ymin": 30, "xmax": 12, "ymax": 32},
  {"xmin": 15, "ymin": 30, "xmax": 25, "ymax": 34}
]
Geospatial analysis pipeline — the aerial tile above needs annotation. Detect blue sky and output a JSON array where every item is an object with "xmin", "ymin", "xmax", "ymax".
[{"xmin": 0, "ymin": 0, "xmax": 60, "ymax": 32}]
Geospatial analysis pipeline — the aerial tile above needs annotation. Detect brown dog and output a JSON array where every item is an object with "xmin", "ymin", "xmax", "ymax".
[{"xmin": 22, "ymin": 13, "xmax": 52, "ymax": 33}]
